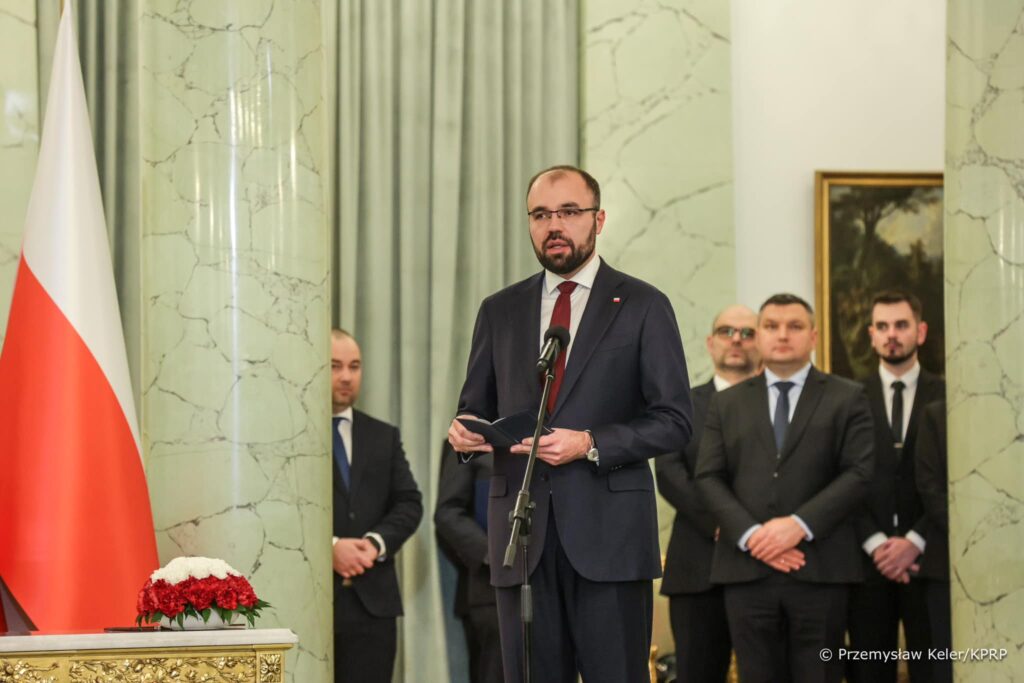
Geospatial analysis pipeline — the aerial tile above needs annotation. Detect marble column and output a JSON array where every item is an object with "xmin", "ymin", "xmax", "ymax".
[
  {"xmin": 581, "ymin": 0, "xmax": 735, "ymax": 657},
  {"xmin": 138, "ymin": 2, "xmax": 331, "ymax": 683},
  {"xmin": 0, "ymin": 0, "xmax": 38, "ymax": 344},
  {"xmin": 945, "ymin": 1, "xmax": 1024, "ymax": 680}
]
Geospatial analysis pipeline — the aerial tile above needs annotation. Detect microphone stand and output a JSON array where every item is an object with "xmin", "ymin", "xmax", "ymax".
[{"xmin": 503, "ymin": 358, "xmax": 556, "ymax": 683}]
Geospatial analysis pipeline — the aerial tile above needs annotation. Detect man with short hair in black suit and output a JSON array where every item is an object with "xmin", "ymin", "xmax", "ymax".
[
  {"xmin": 448, "ymin": 165, "xmax": 693, "ymax": 683},
  {"xmin": 331, "ymin": 329, "xmax": 423, "ymax": 683},
  {"xmin": 656, "ymin": 304, "xmax": 760, "ymax": 683},
  {"xmin": 847, "ymin": 290, "xmax": 945, "ymax": 683},
  {"xmin": 696, "ymin": 293, "xmax": 874, "ymax": 683},
  {"xmin": 435, "ymin": 441, "xmax": 504, "ymax": 683},
  {"xmin": 914, "ymin": 400, "xmax": 951, "ymax": 683}
]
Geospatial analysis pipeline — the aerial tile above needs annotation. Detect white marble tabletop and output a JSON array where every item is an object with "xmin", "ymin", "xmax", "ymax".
[{"xmin": 0, "ymin": 628, "xmax": 298, "ymax": 653}]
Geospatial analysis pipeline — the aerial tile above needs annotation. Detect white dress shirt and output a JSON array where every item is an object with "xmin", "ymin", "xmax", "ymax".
[
  {"xmin": 862, "ymin": 361, "xmax": 926, "ymax": 556},
  {"xmin": 539, "ymin": 252, "xmax": 601, "ymax": 363},
  {"xmin": 879, "ymin": 361, "xmax": 920, "ymax": 443},
  {"xmin": 712, "ymin": 374, "xmax": 733, "ymax": 392},
  {"xmin": 331, "ymin": 406, "xmax": 387, "ymax": 560},
  {"xmin": 738, "ymin": 363, "xmax": 814, "ymax": 551}
]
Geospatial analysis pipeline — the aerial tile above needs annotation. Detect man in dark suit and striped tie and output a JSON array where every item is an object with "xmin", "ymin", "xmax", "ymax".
[
  {"xmin": 331, "ymin": 329, "xmax": 423, "ymax": 683},
  {"xmin": 696, "ymin": 294, "xmax": 875, "ymax": 683}
]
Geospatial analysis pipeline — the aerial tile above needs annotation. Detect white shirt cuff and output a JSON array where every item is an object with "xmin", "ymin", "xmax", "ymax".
[
  {"xmin": 738, "ymin": 524, "xmax": 761, "ymax": 551},
  {"xmin": 332, "ymin": 536, "xmax": 340, "ymax": 546},
  {"xmin": 906, "ymin": 531, "xmax": 926, "ymax": 554},
  {"xmin": 791, "ymin": 515, "xmax": 813, "ymax": 541},
  {"xmin": 863, "ymin": 532, "xmax": 888, "ymax": 556},
  {"xmin": 364, "ymin": 532, "xmax": 387, "ymax": 561}
]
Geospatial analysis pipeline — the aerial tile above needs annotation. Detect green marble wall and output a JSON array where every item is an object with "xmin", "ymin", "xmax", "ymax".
[
  {"xmin": 581, "ymin": 0, "xmax": 735, "ymax": 655},
  {"xmin": 0, "ymin": 0, "xmax": 38, "ymax": 344},
  {"xmin": 945, "ymin": 1, "xmax": 1024, "ymax": 680},
  {"xmin": 138, "ymin": 2, "xmax": 332, "ymax": 682}
]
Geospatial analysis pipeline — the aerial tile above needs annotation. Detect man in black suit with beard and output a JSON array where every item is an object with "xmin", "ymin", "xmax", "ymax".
[
  {"xmin": 847, "ymin": 290, "xmax": 946, "ymax": 683},
  {"xmin": 331, "ymin": 329, "xmax": 423, "ymax": 683},
  {"xmin": 448, "ymin": 165, "xmax": 692, "ymax": 683},
  {"xmin": 656, "ymin": 304, "xmax": 760, "ymax": 683},
  {"xmin": 696, "ymin": 293, "xmax": 874, "ymax": 683}
]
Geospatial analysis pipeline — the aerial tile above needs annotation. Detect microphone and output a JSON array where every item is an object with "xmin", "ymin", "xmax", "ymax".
[{"xmin": 537, "ymin": 326, "xmax": 571, "ymax": 372}]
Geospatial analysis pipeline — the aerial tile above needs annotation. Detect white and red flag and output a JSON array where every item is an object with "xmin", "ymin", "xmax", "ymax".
[{"xmin": 0, "ymin": 3, "xmax": 157, "ymax": 630}]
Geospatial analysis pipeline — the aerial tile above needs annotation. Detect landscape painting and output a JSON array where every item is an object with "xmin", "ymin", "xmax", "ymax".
[{"xmin": 814, "ymin": 171, "xmax": 945, "ymax": 380}]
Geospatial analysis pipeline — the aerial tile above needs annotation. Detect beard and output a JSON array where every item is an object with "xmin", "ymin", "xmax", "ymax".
[
  {"xmin": 533, "ymin": 221, "xmax": 597, "ymax": 275},
  {"xmin": 880, "ymin": 342, "xmax": 917, "ymax": 366}
]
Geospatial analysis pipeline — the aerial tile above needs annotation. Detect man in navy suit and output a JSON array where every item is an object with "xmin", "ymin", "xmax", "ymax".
[
  {"xmin": 696, "ymin": 294, "xmax": 874, "ymax": 683},
  {"xmin": 448, "ymin": 165, "xmax": 693, "ymax": 683},
  {"xmin": 331, "ymin": 329, "xmax": 423, "ymax": 683},
  {"xmin": 656, "ymin": 304, "xmax": 760, "ymax": 683}
]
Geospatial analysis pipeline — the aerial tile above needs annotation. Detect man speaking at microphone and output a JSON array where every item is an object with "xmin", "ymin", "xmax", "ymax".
[{"xmin": 448, "ymin": 165, "xmax": 693, "ymax": 683}]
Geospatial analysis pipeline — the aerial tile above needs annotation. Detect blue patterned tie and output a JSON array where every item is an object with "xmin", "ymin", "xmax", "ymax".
[
  {"xmin": 332, "ymin": 416, "xmax": 351, "ymax": 488},
  {"xmin": 773, "ymin": 381, "xmax": 794, "ymax": 452}
]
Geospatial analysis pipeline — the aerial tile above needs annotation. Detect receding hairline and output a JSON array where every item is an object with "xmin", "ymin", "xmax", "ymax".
[
  {"xmin": 525, "ymin": 165, "xmax": 601, "ymax": 208},
  {"xmin": 710, "ymin": 304, "xmax": 757, "ymax": 333},
  {"xmin": 331, "ymin": 328, "xmax": 356, "ymax": 343}
]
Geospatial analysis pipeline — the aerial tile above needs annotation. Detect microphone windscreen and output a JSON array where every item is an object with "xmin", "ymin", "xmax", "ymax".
[{"xmin": 544, "ymin": 325, "xmax": 571, "ymax": 348}]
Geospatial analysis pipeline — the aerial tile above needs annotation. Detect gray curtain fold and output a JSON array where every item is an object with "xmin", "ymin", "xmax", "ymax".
[
  {"xmin": 326, "ymin": 0, "xmax": 579, "ymax": 679},
  {"xmin": 37, "ymin": 0, "xmax": 142, "ymax": 415}
]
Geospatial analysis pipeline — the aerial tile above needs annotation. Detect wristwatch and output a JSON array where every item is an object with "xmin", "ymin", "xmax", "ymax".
[{"xmin": 584, "ymin": 430, "xmax": 599, "ymax": 466}]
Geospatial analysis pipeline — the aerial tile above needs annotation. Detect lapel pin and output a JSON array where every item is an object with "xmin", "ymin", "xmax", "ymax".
[{"xmin": 612, "ymin": 297, "xmax": 621, "ymax": 303}]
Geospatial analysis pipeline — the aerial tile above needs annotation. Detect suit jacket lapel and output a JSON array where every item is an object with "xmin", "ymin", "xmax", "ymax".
[
  {"xmin": 906, "ymin": 369, "xmax": 943, "ymax": 445},
  {"xmin": 745, "ymin": 375, "xmax": 777, "ymax": 456},
  {"xmin": 516, "ymin": 274, "xmax": 544, "ymax": 407},
  {"xmin": 348, "ymin": 411, "xmax": 367, "ymax": 495},
  {"xmin": 550, "ymin": 260, "xmax": 626, "ymax": 418},
  {"xmin": 782, "ymin": 367, "xmax": 826, "ymax": 458}
]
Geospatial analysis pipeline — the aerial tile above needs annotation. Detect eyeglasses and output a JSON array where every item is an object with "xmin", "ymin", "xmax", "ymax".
[
  {"xmin": 714, "ymin": 326, "xmax": 756, "ymax": 340},
  {"xmin": 527, "ymin": 207, "xmax": 599, "ymax": 223}
]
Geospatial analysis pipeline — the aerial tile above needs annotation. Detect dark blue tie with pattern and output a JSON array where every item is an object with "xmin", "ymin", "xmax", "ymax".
[
  {"xmin": 332, "ymin": 416, "xmax": 351, "ymax": 488},
  {"xmin": 773, "ymin": 381, "xmax": 794, "ymax": 452}
]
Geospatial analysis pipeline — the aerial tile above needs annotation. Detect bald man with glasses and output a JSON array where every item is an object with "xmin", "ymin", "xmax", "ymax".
[{"xmin": 656, "ymin": 305, "xmax": 760, "ymax": 683}]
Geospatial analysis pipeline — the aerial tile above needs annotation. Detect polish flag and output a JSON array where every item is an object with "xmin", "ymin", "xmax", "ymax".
[{"xmin": 0, "ymin": 3, "xmax": 158, "ymax": 630}]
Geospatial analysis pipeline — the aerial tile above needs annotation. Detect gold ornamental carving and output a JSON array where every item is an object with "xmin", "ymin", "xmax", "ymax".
[
  {"xmin": 0, "ymin": 659, "xmax": 59, "ymax": 683},
  {"xmin": 257, "ymin": 653, "xmax": 282, "ymax": 683},
  {"xmin": 68, "ymin": 655, "xmax": 256, "ymax": 682}
]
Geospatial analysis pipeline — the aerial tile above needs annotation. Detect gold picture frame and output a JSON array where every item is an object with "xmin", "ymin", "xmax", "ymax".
[{"xmin": 814, "ymin": 171, "xmax": 944, "ymax": 378}]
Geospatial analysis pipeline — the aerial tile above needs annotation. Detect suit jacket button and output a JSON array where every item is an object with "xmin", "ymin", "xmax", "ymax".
[
  {"xmin": 349, "ymin": 512, "xmax": 356, "ymax": 520},
  {"xmin": 773, "ymin": 472, "xmax": 779, "ymax": 478},
  {"xmin": 541, "ymin": 473, "xmax": 549, "ymax": 482}
]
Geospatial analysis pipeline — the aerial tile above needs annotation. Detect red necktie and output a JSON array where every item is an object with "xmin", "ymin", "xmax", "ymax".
[{"xmin": 547, "ymin": 281, "xmax": 577, "ymax": 414}]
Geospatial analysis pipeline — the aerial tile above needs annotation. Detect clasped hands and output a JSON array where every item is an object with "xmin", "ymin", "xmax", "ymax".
[
  {"xmin": 747, "ymin": 516, "xmax": 808, "ymax": 574},
  {"xmin": 448, "ymin": 415, "xmax": 590, "ymax": 467},
  {"xmin": 872, "ymin": 537, "xmax": 921, "ymax": 584},
  {"xmin": 333, "ymin": 538, "xmax": 380, "ymax": 579}
]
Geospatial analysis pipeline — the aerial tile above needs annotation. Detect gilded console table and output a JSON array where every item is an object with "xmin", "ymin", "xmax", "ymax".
[{"xmin": 0, "ymin": 628, "xmax": 297, "ymax": 682}]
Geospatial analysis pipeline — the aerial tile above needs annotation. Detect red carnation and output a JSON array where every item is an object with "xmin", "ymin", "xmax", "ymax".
[{"xmin": 216, "ymin": 586, "xmax": 239, "ymax": 611}]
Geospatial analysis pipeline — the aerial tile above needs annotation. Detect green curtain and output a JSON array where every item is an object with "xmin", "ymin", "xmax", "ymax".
[{"xmin": 325, "ymin": 0, "xmax": 579, "ymax": 679}]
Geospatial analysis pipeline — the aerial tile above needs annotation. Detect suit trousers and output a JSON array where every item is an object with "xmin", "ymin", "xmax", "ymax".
[
  {"xmin": 669, "ymin": 588, "xmax": 732, "ymax": 683},
  {"xmin": 724, "ymin": 574, "xmax": 847, "ymax": 683},
  {"xmin": 847, "ymin": 578, "xmax": 931, "ymax": 683},
  {"xmin": 926, "ymin": 580, "xmax": 952, "ymax": 683},
  {"xmin": 494, "ymin": 509, "xmax": 653, "ymax": 683},
  {"xmin": 464, "ymin": 604, "xmax": 505, "ymax": 683},
  {"xmin": 335, "ymin": 586, "xmax": 397, "ymax": 683}
]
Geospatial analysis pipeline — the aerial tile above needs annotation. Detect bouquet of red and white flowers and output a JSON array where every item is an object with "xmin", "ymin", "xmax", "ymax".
[{"xmin": 136, "ymin": 556, "xmax": 270, "ymax": 628}]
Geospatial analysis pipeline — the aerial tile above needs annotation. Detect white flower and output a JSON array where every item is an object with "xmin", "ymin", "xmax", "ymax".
[{"xmin": 150, "ymin": 556, "xmax": 242, "ymax": 584}]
